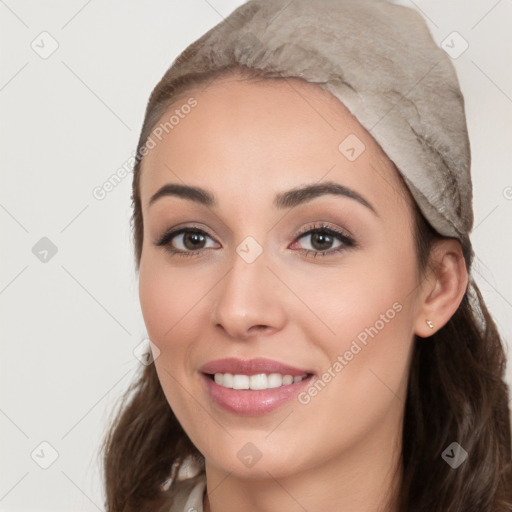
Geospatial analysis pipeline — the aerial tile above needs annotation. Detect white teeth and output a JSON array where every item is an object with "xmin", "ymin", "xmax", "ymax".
[
  {"xmin": 267, "ymin": 373, "xmax": 282, "ymax": 388},
  {"xmin": 282, "ymin": 375, "xmax": 294, "ymax": 385},
  {"xmin": 232, "ymin": 374, "xmax": 250, "ymax": 389},
  {"xmin": 212, "ymin": 372, "xmax": 308, "ymax": 390},
  {"xmin": 223, "ymin": 373, "xmax": 233, "ymax": 388},
  {"xmin": 249, "ymin": 373, "xmax": 267, "ymax": 390}
]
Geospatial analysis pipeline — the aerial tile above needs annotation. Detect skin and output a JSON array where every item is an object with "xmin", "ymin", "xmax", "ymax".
[{"xmin": 138, "ymin": 71, "xmax": 468, "ymax": 512}]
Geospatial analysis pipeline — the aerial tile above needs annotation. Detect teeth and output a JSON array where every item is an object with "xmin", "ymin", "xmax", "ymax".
[
  {"xmin": 212, "ymin": 372, "xmax": 308, "ymax": 390},
  {"xmin": 233, "ymin": 374, "xmax": 249, "ymax": 389}
]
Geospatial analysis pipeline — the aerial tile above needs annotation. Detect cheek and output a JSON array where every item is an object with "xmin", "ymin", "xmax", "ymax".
[
  {"xmin": 138, "ymin": 252, "xmax": 209, "ymax": 344},
  {"xmin": 293, "ymin": 242, "xmax": 417, "ymax": 350},
  {"xmin": 138, "ymin": 258, "xmax": 171, "ymax": 343},
  {"xmin": 138, "ymin": 255, "xmax": 206, "ymax": 418},
  {"xmin": 293, "ymin": 234, "xmax": 417, "ymax": 372},
  {"xmin": 297, "ymin": 243, "xmax": 418, "ymax": 424}
]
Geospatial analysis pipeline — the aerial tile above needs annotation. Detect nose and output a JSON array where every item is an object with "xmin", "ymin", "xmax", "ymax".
[{"xmin": 210, "ymin": 246, "xmax": 288, "ymax": 341}]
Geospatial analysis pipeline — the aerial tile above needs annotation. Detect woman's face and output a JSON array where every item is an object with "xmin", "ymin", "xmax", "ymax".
[{"xmin": 138, "ymin": 73, "xmax": 425, "ymax": 479}]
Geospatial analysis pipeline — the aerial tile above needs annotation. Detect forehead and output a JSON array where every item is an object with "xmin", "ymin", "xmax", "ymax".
[{"xmin": 139, "ymin": 75, "xmax": 410, "ymax": 214}]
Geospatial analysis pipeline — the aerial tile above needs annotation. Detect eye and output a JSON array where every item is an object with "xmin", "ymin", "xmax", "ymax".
[
  {"xmin": 155, "ymin": 226, "xmax": 218, "ymax": 258},
  {"xmin": 291, "ymin": 223, "xmax": 355, "ymax": 258}
]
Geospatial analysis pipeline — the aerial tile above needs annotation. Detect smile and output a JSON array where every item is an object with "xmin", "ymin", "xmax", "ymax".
[
  {"xmin": 211, "ymin": 372, "xmax": 308, "ymax": 390},
  {"xmin": 201, "ymin": 373, "xmax": 315, "ymax": 415}
]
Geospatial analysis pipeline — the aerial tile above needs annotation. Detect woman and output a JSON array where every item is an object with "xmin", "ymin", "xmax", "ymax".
[{"xmin": 101, "ymin": 0, "xmax": 512, "ymax": 510}]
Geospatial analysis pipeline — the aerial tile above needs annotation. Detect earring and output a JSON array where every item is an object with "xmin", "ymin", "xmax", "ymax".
[{"xmin": 426, "ymin": 319, "xmax": 434, "ymax": 329}]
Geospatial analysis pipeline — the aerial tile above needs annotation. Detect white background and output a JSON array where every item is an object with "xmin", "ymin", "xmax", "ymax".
[{"xmin": 1, "ymin": 1, "xmax": 511, "ymax": 510}]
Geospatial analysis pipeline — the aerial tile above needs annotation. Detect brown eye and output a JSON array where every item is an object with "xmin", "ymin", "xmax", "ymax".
[
  {"xmin": 155, "ymin": 227, "xmax": 219, "ymax": 257},
  {"xmin": 181, "ymin": 231, "xmax": 207, "ymax": 250},
  {"xmin": 299, "ymin": 230, "xmax": 339, "ymax": 251},
  {"xmin": 291, "ymin": 223, "xmax": 355, "ymax": 258}
]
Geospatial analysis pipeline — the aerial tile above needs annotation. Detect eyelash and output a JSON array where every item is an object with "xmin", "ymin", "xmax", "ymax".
[{"xmin": 154, "ymin": 222, "xmax": 356, "ymax": 260}]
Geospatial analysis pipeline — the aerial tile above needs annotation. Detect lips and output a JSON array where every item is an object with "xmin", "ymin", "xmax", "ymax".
[
  {"xmin": 199, "ymin": 357, "xmax": 315, "ymax": 415},
  {"xmin": 199, "ymin": 357, "xmax": 313, "ymax": 377}
]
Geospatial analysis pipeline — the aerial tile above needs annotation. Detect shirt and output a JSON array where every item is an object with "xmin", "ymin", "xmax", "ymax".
[
  {"xmin": 164, "ymin": 455, "xmax": 207, "ymax": 512},
  {"xmin": 168, "ymin": 473, "xmax": 207, "ymax": 512}
]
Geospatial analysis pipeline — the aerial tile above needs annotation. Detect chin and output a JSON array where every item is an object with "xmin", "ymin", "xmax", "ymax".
[{"xmin": 203, "ymin": 439, "xmax": 309, "ymax": 480}]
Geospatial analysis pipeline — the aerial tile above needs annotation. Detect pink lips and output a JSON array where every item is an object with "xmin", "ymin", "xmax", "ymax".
[
  {"xmin": 199, "ymin": 357, "xmax": 314, "ymax": 416},
  {"xmin": 199, "ymin": 357, "xmax": 312, "ymax": 377}
]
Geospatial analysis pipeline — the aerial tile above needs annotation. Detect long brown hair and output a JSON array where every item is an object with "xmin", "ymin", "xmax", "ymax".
[{"xmin": 101, "ymin": 64, "xmax": 512, "ymax": 511}]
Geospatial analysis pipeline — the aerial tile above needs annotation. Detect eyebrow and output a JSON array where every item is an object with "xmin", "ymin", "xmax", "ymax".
[{"xmin": 148, "ymin": 181, "xmax": 378, "ymax": 215}]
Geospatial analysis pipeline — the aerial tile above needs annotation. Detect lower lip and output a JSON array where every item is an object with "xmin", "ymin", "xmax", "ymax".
[{"xmin": 201, "ymin": 373, "xmax": 314, "ymax": 416}]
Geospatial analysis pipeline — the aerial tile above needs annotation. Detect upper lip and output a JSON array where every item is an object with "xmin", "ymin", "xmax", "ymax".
[{"xmin": 199, "ymin": 358, "xmax": 313, "ymax": 377}]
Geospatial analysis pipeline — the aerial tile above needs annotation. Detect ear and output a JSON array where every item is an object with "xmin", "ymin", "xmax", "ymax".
[{"xmin": 414, "ymin": 239, "xmax": 469, "ymax": 338}]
